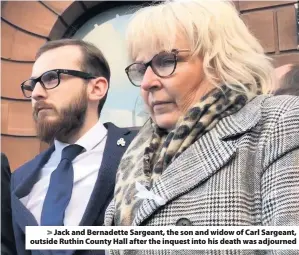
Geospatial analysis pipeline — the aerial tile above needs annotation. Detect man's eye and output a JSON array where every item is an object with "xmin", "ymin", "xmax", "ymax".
[
  {"xmin": 25, "ymin": 85, "xmax": 34, "ymax": 91},
  {"xmin": 47, "ymin": 75, "xmax": 57, "ymax": 81},
  {"xmin": 43, "ymin": 73, "xmax": 58, "ymax": 83}
]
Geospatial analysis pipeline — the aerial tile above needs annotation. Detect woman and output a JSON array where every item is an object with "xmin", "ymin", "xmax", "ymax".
[{"xmin": 105, "ymin": 0, "xmax": 299, "ymax": 252}]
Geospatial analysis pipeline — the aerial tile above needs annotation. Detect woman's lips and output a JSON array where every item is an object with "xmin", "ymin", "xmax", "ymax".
[{"xmin": 152, "ymin": 101, "xmax": 174, "ymax": 113}]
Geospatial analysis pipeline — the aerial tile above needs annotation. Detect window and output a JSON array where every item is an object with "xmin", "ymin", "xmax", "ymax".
[{"xmin": 73, "ymin": 5, "xmax": 148, "ymax": 127}]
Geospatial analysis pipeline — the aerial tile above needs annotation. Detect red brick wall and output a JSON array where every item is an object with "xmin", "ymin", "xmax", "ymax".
[
  {"xmin": 1, "ymin": 1, "xmax": 298, "ymax": 170},
  {"xmin": 237, "ymin": 1, "xmax": 298, "ymax": 66}
]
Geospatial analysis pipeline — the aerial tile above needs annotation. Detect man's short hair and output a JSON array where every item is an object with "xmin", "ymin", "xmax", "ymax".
[
  {"xmin": 274, "ymin": 64, "xmax": 299, "ymax": 96},
  {"xmin": 36, "ymin": 39, "xmax": 111, "ymax": 116}
]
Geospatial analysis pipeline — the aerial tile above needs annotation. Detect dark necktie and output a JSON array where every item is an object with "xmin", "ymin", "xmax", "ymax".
[{"xmin": 41, "ymin": 144, "xmax": 84, "ymax": 226}]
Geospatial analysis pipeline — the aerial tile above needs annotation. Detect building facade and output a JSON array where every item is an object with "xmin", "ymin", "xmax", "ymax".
[{"xmin": 1, "ymin": 1, "xmax": 299, "ymax": 170}]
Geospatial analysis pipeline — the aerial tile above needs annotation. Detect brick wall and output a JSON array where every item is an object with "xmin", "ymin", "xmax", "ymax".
[
  {"xmin": 237, "ymin": 1, "xmax": 298, "ymax": 66},
  {"xmin": 1, "ymin": 1, "xmax": 298, "ymax": 170}
]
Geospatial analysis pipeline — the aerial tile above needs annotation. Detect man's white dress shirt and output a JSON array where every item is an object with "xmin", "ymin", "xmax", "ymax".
[{"xmin": 20, "ymin": 120, "xmax": 107, "ymax": 226}]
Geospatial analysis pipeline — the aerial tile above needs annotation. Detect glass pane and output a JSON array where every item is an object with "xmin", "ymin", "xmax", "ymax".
[{"xmin": 73, "ymin": 5, "xmax": 148, "ymax": 127}]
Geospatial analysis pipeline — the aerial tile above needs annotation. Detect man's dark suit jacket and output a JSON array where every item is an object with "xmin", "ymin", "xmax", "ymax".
[
  {"xmin": 1, "ymin": 153, "xmax": 17, "ymax": 255},
  {"xmin": 10, "ymin": 123, "xmax": 137, "ymax": 255}
]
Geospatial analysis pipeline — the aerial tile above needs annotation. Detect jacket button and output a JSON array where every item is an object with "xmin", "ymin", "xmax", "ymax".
[{"xmin": 176, "ymin": 218, "xmax": 192, "ymax": 226}]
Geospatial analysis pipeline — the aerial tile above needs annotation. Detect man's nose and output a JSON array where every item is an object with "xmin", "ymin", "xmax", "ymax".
[
  {"xmin": 140, "ymin": 66, "xmax": 161, "ymax": 91},
  {"xmin": 31, "ymin": 82, "xmax": 47, "ymax": 100}
]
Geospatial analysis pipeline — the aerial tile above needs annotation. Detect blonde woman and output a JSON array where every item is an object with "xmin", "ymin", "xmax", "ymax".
[{"xmin": 105, "ymin": 0, "xmax": 299, "ymax": 253}]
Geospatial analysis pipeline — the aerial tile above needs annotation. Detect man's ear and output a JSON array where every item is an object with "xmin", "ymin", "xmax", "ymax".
[{"xmin": 87, "ymin": 77, "xmax": 109, "ymax": 101}]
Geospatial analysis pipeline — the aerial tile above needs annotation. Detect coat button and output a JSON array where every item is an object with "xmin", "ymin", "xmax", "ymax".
[{"xmin": 176, "ymin": 218, "xmax": 192, "ymax": 226}]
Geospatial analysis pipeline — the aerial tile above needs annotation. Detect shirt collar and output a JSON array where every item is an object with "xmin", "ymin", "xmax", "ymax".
[
  {"xmin": 54, "ymin": 120, "xmax": 107, "ymax": 153},
  {"xmin": 54, "ymin": 140, "xmax": 69, "ymax": 156}
]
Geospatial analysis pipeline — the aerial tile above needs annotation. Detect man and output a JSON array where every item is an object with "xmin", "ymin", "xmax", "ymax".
[
  {"xmin": 11, "ymin": 39, "xmax": 137, "ymax": 255},
  {"xmin": 273, "ymin": 64, "xmax": 299, "ymax": 96},
  {"xmin": 1, "ymin": 153, "xmax": 17, "ymax": 255}
]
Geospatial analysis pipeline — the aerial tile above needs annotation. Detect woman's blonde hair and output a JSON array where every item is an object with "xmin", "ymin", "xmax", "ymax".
[{"xmin": 126, "ymin": 0, "xmax": 275, "ymax": 94}]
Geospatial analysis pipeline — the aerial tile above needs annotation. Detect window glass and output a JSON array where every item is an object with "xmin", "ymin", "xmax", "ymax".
[{"xmin": 73, "ymin": 5, "xmax": 148, "ymax": 127}]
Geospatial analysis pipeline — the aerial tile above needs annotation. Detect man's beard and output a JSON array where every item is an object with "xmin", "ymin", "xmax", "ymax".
[{"xmin": 33, "ymin": 92, "xmax": 88, "ymax": 144}]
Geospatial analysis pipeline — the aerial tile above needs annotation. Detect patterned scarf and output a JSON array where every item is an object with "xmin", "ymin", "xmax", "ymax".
[{"xmin": 113, "ymin": 85, "xmax": 259, "ymax": 225}]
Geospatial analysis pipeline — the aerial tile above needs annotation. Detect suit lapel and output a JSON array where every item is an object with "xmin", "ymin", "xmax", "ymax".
[
  {"xmin": 65, "ymin": 124, "xmax": 133, "ymax": 255},
  {"xmin": 132, "ymin": 129, "xmax": 238, "ymax": 226},
  {"xmin": 132, "ymin": 96, "xmax": 265, "ymax": 226},
  {"xmin": 12, "ymin": 146, "xmax": 55, "ymax": 233},
  {"xmin": 79, "ymin": 123, "xmax": 131, "ymax": 226}
]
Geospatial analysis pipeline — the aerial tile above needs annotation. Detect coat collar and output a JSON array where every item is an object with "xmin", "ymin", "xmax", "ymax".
[
  {"xmin": 131, "ymin": 95, "xmax": 268, "ymax": 226},
  {"xmin": 218, "ymin": 95, "xmax": 268, "ymax": 140}
]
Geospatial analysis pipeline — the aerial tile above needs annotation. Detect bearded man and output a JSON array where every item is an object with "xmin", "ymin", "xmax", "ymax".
[{"xmin": 11, "ymin": 39, "xmax": 137, "ymax": 255}]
